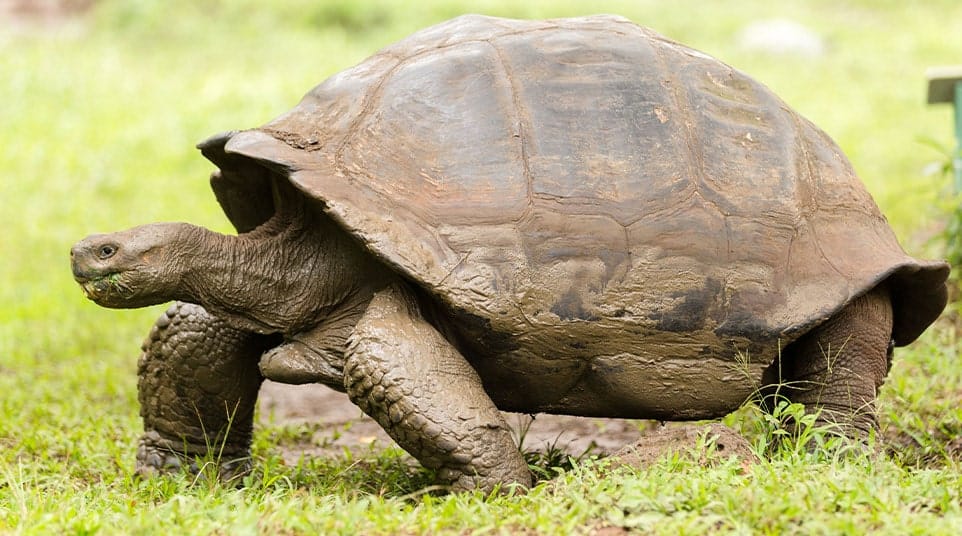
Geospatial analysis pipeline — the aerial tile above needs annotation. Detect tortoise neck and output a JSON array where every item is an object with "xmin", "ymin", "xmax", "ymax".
[{"xmin": 177, "ymin": 212, "xmax": 384, "ymax": 335}]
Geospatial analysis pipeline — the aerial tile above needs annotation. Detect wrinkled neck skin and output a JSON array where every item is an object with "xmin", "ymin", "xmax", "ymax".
[{"xmin": 174, "ymin": 197, "xmax": 393, "ymax": 337}]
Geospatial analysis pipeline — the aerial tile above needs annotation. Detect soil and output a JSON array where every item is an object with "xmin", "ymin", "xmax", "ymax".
[
  {"xmin": 0, "ymin": 0, "xmax": 94, "ymax": 38},
  {"xmin": 0, "ymin": 0, "xmax": 94, "ymax": 20},
  {"xmin": 609, "ymin": 422, "xmax": 758, "ymax": 472},
  {"xmin": 256, "ymin": 382, "xmax": 761, "ymax": 473},
  {"xmin": 257, "ymin": 380, "xmax": 648, "ymax": 465}
]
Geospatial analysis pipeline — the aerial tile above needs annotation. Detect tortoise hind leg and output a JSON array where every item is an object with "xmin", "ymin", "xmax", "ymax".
[
  {"xmin": 137, "ymin": 302, "xmax": 275, "ymax": 482},
  {"xmin": 344, "ymin": 284, "xmax": 532, "ymax": 493},
  {"xmin": 777, "ymin": 285, "xmax": 893, "ymax": 439}
]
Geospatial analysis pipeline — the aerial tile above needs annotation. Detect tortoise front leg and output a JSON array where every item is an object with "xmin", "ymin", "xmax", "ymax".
[
  {"xmin": 137, "ymin": 302, "xmax": 274, "ymax": 481},
  {"xmin": 344, "ymin": 284, "xmax": 532, "ymax": 493}
]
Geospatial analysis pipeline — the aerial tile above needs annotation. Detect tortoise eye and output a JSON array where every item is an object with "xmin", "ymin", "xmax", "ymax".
[{"xmin": 98, "ymin": 245, "xmax": 117, "ymax": 259}]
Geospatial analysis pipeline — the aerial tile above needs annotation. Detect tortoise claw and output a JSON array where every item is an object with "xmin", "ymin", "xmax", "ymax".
[{"xmin": 135, "ymin": 430, "xmax": 252, "ymax": 485}]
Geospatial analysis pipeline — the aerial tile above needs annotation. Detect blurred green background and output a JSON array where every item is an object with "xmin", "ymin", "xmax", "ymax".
[{"xmin": 2, "ymin": 0, "xmax": 961, "ymax": 533}]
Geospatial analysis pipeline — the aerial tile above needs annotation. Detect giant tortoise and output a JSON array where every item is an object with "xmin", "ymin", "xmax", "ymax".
[{"xmin": 70, "ymin": 14, "xmax": 949, "ymax": 492}]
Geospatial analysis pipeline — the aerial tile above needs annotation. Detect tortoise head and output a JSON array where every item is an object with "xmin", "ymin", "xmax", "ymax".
[{"xmin": 70, "ymin": 223, "xmax": 192, "ymax": 308}]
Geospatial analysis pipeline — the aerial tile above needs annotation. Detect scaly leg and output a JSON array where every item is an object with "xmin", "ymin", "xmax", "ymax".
[
  {"xmin": 343, "ymin": 284, "xmax": 532, "ymax": 493},
  {"xmin": 137, "ymin": 302, "xmax": 275, "ymax": 481},
  {"xmin": 778, "ymin": 285, "xmax": 893, "ymax": 439}
]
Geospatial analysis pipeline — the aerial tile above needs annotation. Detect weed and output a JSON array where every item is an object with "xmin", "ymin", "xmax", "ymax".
[{"xmin": 513, "ymin": 414, "xmax": 597, "ymax": 483}]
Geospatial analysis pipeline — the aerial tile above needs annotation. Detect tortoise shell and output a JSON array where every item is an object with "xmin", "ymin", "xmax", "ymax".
[{"xmin": 198, "ymin": 15, "xmax": 947, "ymax": 408}]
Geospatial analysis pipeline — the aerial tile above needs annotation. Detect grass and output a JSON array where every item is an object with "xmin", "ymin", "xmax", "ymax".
[{"xmin": 2, "ymin": 0, "xmax": 962, "ymax": 533}]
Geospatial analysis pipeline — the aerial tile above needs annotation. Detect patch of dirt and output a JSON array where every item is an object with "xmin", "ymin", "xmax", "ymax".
[
  {"xmin": 256, "ymin": 383, "xmax": 761, "ymax": 474},
  {"xmin": 257, "ymin": 381, "xmax": 648, "ymax": 465},
  {"xmin": 883, "ymin": 420, "xmax": 962, "ymax": 467},
  {"xmin": 0, "ymin": 0, "xmax": 94, "ymax": 37},
  {"xmin": 0, "ymin": 0, "xmax": 94, "ymax": 19},
  {"xmin": 609, "ymin": 422, "xmax": 758, "ymax": 472}
]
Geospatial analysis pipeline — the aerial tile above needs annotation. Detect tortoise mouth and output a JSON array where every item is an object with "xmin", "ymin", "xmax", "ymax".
[{"xmin": 75, "ymin": 272, "xmax": 131, "ymax": 302}]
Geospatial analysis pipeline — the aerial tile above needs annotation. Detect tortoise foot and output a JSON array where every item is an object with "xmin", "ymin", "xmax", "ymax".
[
  {"xmin": 135, "ymin": 430, "xmax": 251, "ymax": 484},
  {"xmin": 259, "ymin": 328, "xmax": 347, "ymax": 387},
  {"xmin": 259, "ymin": 342, "xmax": 329, "ymax": 384}
]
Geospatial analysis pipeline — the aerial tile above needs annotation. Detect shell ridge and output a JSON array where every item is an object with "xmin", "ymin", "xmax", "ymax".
[
  {"xmin": 332, "ymin": 55, "xmax": 403, "ymax": 174},
  {"xmin": 486, "ymin": 38, "xmax": 535, "ymax": 216},
  {"xmin": 790, "ymin": 113, "xmax": 850, "ymax": 282},
  {"xmin": 790, "ymin": 111, "xmax": 821, "ymax": 220},
  {"xmin": 647, "ymin": 37, "xmax": 718, "ymax": 221}
]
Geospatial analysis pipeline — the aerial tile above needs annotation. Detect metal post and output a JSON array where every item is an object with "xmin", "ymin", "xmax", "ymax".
[{"xmin": 926, "ymin": 67, "xmax": 962, "ymax": 191}]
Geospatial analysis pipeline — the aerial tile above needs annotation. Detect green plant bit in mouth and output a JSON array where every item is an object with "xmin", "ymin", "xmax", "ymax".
[{"xmin": 81, "ymin": 273, "xmax": 127, "ymax": 299}]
